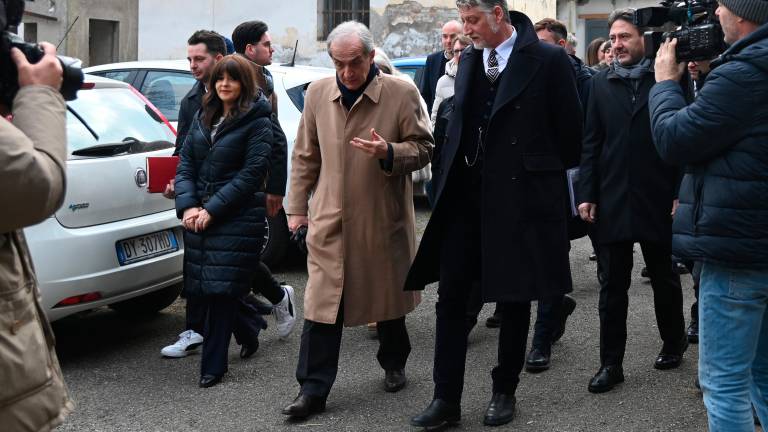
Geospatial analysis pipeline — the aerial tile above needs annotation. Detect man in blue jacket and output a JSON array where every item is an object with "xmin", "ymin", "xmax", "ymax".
[{"xmin": 650, "ymin": 0, "xmax": 768, "ymax": 428}]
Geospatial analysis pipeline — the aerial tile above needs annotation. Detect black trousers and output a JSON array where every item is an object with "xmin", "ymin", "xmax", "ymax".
[
  {"xmin": 295, "ymin": 303, "xmax": 411, "ymax": 398},
  {"xmin": 433, "ymin": 170, "xmax": 530, "ymax": 403},
  {"xmin": 200, "ymin": 295, "xmax": 264, "ymax": 377},
  {"xmin": 598, "ymin": 241, "xmax": 686, "ymax": 366}
]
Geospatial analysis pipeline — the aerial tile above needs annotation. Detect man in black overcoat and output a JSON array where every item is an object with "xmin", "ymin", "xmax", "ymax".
[
  {"xmin": 406, "ymin": 1, "xmax": 582, "ymax": 428},
  {"xmin": 577, "ymin": 9, "xmax": 688, "ymax": 394},
  {"xmin": 420, "ymin": 20, "xmax": 463, "ymax": 113}
]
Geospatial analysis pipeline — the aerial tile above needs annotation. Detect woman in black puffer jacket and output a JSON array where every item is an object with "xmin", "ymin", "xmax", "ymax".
[{"xmin": 175, "ymin": 55, "xmax": 273, "ymax": 387}]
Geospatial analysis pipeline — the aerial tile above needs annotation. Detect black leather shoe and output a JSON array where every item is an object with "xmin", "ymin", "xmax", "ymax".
[
  {"xmin": 483, "ymin": 393, "xmax": 516, "ymax": 426},
  {"xmin": 655, "ymin": 340, "xmax": 688, "ymax": 370},
  {"xmin": 654, "ymin": 352, "xmax": 684, "ymax": 370},
  {"xmin": 410, "ymin": 399, "xmax": 461, "ymax": 428},
  {"xmin": 588, "ymin": 365, "xmax": 624, "ymax": 393},
  {"xmin": 240, "ymin": 339, "xmax": 259, "ymax": 359},
  {"xmin": 687, "ymin": 320, "xmax": 699, "ymax": 344},
  {"xmin": 486, "ymin": 312, "xmax": 502, "ymax": 328},
  {"xmin": 553, "ymin": 295, "xmax": 577, "ymax": 342},
  {"xmin": 525, "ymin": 348, "xmax": 551, "ymax": 373},
  {"xmin": 384, "ymin": 369, "xmax": 406, "ymax": 393},
  {"xmin": 199, "ymin": 374, "xmax": 222, "ymax": 388},
  {"xmin": 281, "ymin": 393, "xmax": 326, "ymax": 419}
]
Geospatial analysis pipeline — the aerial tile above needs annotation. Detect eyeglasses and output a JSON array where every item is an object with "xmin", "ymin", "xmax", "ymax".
[{"xmin": 452, "ymin": 49, "xmax": 464, "ymax": 55}]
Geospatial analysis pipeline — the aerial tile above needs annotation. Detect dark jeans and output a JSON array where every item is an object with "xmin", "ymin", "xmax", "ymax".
[
  {"xmin": 598, "ymin": 241, "xmax": 686, "ymax": 366},
  {"xmin": 295, "ymin": 304, "xmax": 411, "ymax": 398},
  {"xmin": 252, "ymin": 261, "xmax": 285, "ymax": 305}
]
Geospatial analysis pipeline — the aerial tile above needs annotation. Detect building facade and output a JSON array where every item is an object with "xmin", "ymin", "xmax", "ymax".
[
  {"xmin": 138, "ymin": 0, "xmax": 555, "ymax": 65},
  {"xmin": 20, "ymin": 0, "xmax": 138, "ymax": 67},
  {"xmin": 557, "ymin": 0, "xmax": 659, "ymax": 59}
]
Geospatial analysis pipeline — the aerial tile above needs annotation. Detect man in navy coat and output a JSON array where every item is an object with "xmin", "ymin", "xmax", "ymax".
[
  {"xmin": 420, "ymin": 20, "xmax": 463, "ymax": 113},
  {"xmin": 406, "ymin": 1, "xmax": 582, "ymax": 428}
]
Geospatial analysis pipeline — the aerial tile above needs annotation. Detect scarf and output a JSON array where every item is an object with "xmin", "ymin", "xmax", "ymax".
[
  {"xmin": 444, "ymin": 57, "xmax": 459, "ymax": 78},
  {"xmin": 337, "ymin": 63, "xmax": 379, "ymax": 111},
  {"xmin": 612, "ymin": 57, "xmax": 652, "ymax": 80}
]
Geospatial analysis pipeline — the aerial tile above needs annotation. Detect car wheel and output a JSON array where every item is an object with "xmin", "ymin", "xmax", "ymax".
[
  {"xmin": 109, "ymin": 282, "xmax": 182, "ymax": 315},
  {"xmin": 260, "ymin": 210, "xmax": 290, "ymax": 268}
]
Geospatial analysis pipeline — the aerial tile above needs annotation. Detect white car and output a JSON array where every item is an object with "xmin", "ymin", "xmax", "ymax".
[
  {"xmin": 26, "ymin": 75, "xmax": 183, "ymax": 322},
  {"xmin": 85, "ymin": 60, "xmax": 335, "ymax": 266}
]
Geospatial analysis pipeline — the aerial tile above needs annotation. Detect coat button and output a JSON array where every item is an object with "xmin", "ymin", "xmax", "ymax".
[
  {"xmin": 510, "ymin": 137, "xmax": 517, "ymax": 145},
  {"xmin": 514, "ymin": 105, "xmax": 521, "ymax": 110}
]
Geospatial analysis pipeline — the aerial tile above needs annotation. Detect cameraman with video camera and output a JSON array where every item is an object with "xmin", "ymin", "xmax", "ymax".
[
  {"xmin": 0, "ymin": 29, "xmax": 74, "ymax": 432},
  {"xmin": 650, "ymin": 0, "xmax": 768, "ymax": 428}
]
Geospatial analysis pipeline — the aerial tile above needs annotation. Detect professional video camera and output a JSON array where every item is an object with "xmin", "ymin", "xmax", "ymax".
[
  {"xmin": 636, "ymin": 0, "xmax": 727, "ymax": 62},
  {"xmin": 0, "ymin": 0, "xmax": 82, "ymax": 107}
]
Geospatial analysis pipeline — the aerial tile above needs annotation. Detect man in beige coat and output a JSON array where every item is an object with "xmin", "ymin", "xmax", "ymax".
[
  {"xmin": 282, "ymin": 21, "xmax": 433, "ymax": 420},
  {"xmin": 0, "ymin": 42, "xmax": 73, "ymax": 431}
]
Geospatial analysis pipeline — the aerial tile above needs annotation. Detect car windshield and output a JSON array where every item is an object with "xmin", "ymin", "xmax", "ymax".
[{"xmin": 66, "ymin": 87, "xmax": 175, "ymax": 158}]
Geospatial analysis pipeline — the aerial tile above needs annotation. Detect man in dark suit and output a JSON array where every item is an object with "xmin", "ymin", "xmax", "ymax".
[
  {"xmin": 577, "ymin": 9, "xmax": 688, "ymax": 394},
  {"xmin": 406, "ymin": 1, "xmax": 582, "ymax": 428},
  {"xmin": 420, "ymin": 20, "xmax": 462, "ymax": 113}
]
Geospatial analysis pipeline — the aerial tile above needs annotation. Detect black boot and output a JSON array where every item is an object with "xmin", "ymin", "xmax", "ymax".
[{"xmin": 410, "ymin": 399, "xmax": 461, "ymax": 428}]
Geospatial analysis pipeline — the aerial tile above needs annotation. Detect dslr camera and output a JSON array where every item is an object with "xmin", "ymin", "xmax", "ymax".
[
  {"xmin": 636, "ymin": 0, "xmax": 727, "ymax": 62},
  {"xmin": 0, "ymin": 0, "xmax": 82, "ymax": 107}
]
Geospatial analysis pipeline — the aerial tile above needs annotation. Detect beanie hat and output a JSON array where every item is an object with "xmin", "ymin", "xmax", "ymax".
[{"xmin": 718, "ymin": 0, "xmax": 768, "ymax": 25}]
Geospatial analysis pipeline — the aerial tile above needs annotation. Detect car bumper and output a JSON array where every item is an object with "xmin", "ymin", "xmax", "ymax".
[{"xmin": 24, "ymin": 210, "xmax": 184, "ymax": 321}]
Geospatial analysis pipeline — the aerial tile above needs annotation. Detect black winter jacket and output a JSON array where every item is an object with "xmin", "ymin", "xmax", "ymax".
[
  {"xmin": 650, "ymin": 22, "xmax": 768, "ymax": 268},
  {"xmin": 174, "ymin": 81, "xmax": 288, "ymax": 198},
  {"xmin": 175, "ymin": 99, "xmax": 273, "ymax": 297}
]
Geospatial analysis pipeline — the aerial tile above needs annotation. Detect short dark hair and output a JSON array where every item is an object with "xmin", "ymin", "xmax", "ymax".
[
  {"xmin": 608, "ymin": 8, "xmax": 638, "ymax": 32},
  {"xmin": 534, "ymin": 18, "xmax": 568, "ymax": 42},
  {"xmin": 187, "ymin": 30, "xmax": 227, "ymax": 56},
  {"xmin": 232, "ymin": 21, "xmax": 269, "ymax": 54}
]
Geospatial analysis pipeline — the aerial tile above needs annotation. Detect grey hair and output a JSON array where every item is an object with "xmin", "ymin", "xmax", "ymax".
[
  {"xmin": 373, "ymin": 48, "xmax": 402, "ymax": 76},
  {"xmin": 456, "ymin": 0, "xmax": 510, "ymax": 22},
  {"xmin": 326, "ymin": 21, "xmax": 375, "ymax": 56}
]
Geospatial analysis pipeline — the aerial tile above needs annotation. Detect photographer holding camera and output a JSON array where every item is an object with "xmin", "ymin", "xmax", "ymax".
[
  {"xmin": 0, "ymin": 41, "xmax": 74, "ymax": 430},
  {"xmin": 650, "ymin": 0, "xmax": 768, "ymax": 429}
]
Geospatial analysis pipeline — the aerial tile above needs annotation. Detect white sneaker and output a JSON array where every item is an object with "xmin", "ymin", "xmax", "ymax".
[
  {"xmin": 160, "ymin": 330, "xmax": 203, "ymax": 358},
  {"xmin": 274, "ymin": 285, "xmax": 296, "ymax": 339}
]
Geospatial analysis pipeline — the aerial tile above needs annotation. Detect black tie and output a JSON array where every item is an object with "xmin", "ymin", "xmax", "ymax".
[{"xmin": 487, "ymin": 49, "xmax": 499, "ymax": 83}]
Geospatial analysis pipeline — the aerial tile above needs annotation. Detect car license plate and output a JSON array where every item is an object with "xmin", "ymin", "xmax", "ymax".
[{"xmin": 116, "ymin": 229, "xmax": 179, "ymax": 266}]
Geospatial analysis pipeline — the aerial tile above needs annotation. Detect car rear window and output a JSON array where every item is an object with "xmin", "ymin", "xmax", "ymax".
[{"xmin": 66, "ymin": 87, "xmax": 175, "ymax": 157}]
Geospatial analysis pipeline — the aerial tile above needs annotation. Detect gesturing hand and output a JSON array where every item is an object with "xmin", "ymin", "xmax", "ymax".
[{"xmin": 350, "ymin": 128, "xmax": 389, "ymax": 159}]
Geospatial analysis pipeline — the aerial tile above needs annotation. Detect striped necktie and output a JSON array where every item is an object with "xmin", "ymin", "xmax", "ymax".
[{"xmin": 487, "ymin": 49, "xmax": 499, "ymax": 83}]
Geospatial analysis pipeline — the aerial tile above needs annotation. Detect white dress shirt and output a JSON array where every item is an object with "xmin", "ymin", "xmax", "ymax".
[{"xmin": 482, "ymin": 28, "xmax": 517, "ymax": 75}]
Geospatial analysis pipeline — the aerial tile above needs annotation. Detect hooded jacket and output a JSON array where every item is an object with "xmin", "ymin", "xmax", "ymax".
[{"xmin": 650, "ymin": 22, "xmax": 768, "ymax": 268}]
